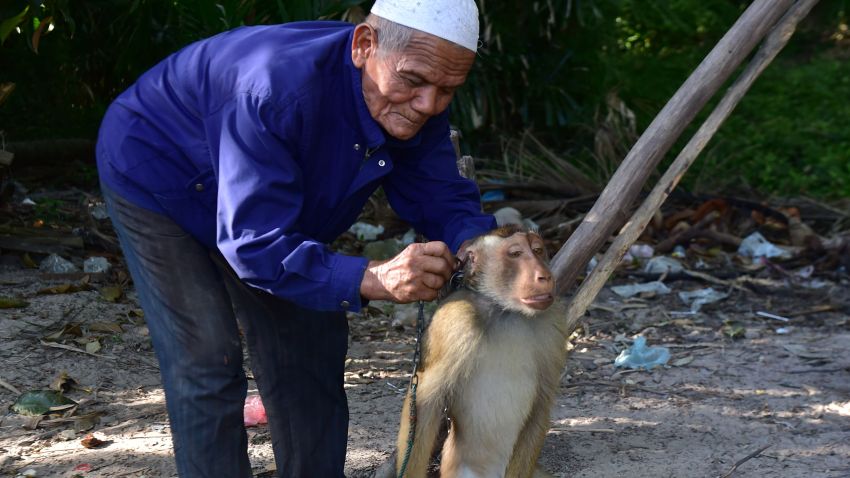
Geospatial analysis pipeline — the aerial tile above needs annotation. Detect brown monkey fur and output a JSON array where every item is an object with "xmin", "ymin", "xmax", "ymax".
[{"xmin": 389, "ymin": 225, "xmax": 568, "ymax": 478}]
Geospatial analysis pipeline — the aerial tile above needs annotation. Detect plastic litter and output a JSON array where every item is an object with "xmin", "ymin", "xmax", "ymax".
[
  {"xmin": 21, "ymin": 198, "xmax": 36, "ymax": 207},
  {"xmin": 481, "ymin": 190, "xmax": 505, "ymax": 202},
  {"xmin": 614, "ymin": 336, "xmax": 670, "ymax": 370},
  {"xmin": 671, "ymin": 245, "xmax": 687, "ymax": 258},
  {"xmin": 493, "ymin": 206, "xmax": 539, "ymax": 231},
  {"xmin": 629, "ymin": 244, "xmax": 654, "ymax": 259},
  {"xmin": 737, "ymin": 232, "xmax": 791, "ymax": 260},
  {"xmin": 775, "ymin": 327, "xmax": 792, "ymax": 335},
  {"xmin": 400, "ymin": 229, "xmax": 417, "ymax": 246},
  {"xmin": 611, "ymin": 281, "xmax": 671, "ymax": 298},
  {"xmin": 644, "ymin": 256, "xmax": 684, "ymax": 274},
  {"xmin": 348, "ymin": 222, "xmax": 384, "ymax": 241},
  {"xmin": 586, "ymin": 256, "xmax": 599, "ymax": 276},
  {"xmin": 756, "ymin": 311, "xmax": 790, "ymax": 322},
  {"xmin": 243, "ymin": 395, "xmax": 267, "ymax": 427},
  {"xmin": 89, "ymin": 203, "xmax": 109, "ymax": 220},
  {"xmin": 38, "ymin": 254, "xmax": 78, "ymax": 273},
  {"xmin": 678, "ymin": 287, "xmax": 728, "ymax": 313},
  {"xmin": 794, "ymin": 265, "xmax": 814, "ymax": 279},
  {"xmin": 83, "ymin": 257, "xmax": 111, "ymax": 274},
  {"xmin": 494, "ymin": 207, "xmax": 524, "ymax": 227}
]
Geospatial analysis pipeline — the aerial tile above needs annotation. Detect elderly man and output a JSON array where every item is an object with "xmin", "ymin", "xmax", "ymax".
[{"xmin": 95, "ymin": 0, "xmax": 494, "ymax": 476}]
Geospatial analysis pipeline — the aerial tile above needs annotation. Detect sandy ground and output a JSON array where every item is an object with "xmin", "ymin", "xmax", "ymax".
[{"xmin": 1, "ymin": 260, "xmax": 849, "ymax": 478}]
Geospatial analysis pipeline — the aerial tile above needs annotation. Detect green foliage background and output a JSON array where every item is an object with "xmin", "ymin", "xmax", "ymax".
[{"xmin": 0, "ymin": 0, "xmax": 848, "ymax": 198}]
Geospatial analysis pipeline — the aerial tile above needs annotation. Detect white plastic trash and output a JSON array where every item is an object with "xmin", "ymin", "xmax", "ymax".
[
  {"xmin": 737, "ymin": 232, "xmax": 791, "ymax": 260},
  {"xmin": 348, "ymin": 222, "xmax": 385, "ymax": 241},
  {"xmin": 644, "ymin": 256, "xmax": 684, "ymax": 274},
  {"xmin": 611, "ymin": 281, "xmax": 671, "ymax": 298},
  {"xmin": 83, "ymin": 257, "xmax": 111, "ymax": 274},
  {"xmin": 678, "ymin": 287, "xmax": 728, "ymax": 313},
  {"xmin": 39, "ymin": 254, "xmax": 78, "ymax": 273}
]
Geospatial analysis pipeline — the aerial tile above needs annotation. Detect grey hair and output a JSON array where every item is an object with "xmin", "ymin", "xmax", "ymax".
[{"xmin": 365, "ymin": 14, "xmax": 414, "ymax": 56}]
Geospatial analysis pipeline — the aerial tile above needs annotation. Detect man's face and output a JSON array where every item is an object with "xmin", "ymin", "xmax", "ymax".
[{"xmin": 352, "ymin": 25, "xmax": 476, "ymax": 140}]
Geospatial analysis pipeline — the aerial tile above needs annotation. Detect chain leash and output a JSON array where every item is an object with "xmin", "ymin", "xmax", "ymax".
[{"xmin": 397, "ymin": 300, "xmax": 425, "ymax": 478}]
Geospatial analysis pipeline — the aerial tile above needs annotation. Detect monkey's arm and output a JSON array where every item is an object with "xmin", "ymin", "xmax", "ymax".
[{"xmin": 394, "ymin": 378, "xmax": 446, "ymax": 478}]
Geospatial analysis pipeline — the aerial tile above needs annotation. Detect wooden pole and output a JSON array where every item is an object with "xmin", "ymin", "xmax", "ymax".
[
  {"xmin": 549, "ymin": 0, "xmax": 796, "ymax": 296},
  {"xmin": 563, "ymin": 0, "xmax": 821, "ymax": 332}
]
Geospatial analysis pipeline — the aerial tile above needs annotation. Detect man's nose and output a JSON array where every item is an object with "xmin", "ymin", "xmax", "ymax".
[{"xmin": 411, "ymin": 85, "xmax": 440, "ymax": 116}]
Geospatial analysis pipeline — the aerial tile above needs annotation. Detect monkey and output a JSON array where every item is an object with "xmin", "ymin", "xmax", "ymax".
[{"xmin": 381, "ymin": 225, "xmax": 568, "ymax": 478}]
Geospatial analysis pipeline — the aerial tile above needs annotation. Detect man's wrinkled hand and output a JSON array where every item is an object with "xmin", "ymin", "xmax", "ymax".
[{"xmin": 360, "ymin": 241, "xmax": 454, "ymax": 303}]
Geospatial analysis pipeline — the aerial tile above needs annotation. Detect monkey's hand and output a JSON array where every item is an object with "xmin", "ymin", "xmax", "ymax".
[{"xmin": 359, "ymin": 241, "xmax": 454, "ymax": 303}]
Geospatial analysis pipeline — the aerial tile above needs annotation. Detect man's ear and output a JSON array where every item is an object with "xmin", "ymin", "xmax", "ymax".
[{"xmin": 351, "ymin": 23, "xmax": 377, "ymax": 68}]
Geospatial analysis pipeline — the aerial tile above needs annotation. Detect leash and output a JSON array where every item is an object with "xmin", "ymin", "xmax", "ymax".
[
  {"xmin": 397, "ymin": 257, "xmax": 467, "ymax": 478},
  {"xmin": 397, "ymin": 300, "xmax": 425, "ymax": 478}
]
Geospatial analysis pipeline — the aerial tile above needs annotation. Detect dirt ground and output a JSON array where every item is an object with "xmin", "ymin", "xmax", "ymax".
[{"xmin": 1, "ymin": 249, "xmax": 849, "ymax": 477}]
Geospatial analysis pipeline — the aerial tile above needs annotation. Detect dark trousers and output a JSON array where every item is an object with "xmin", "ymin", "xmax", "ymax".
[{"xmin": 103, "ymin": 185, "xmax": 349, "ymax": 477}]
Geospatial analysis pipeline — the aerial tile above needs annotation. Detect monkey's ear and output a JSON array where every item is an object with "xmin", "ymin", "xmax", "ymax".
[{"xmin": 464, "ymin": 250, "xmax": 477, "ymax": 277}]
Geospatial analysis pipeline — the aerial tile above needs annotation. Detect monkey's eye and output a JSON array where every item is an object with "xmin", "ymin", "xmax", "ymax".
[
  {"xmin": 508, "ymin": 250, "xmax": 523, "ymax": 258},
  {"xmin": 532, "ymin": 247, "xmax": 545, "ymax": 256}
]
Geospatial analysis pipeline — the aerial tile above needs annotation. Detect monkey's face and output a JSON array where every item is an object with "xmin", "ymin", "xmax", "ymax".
[{"xmin": 468, "ymin": 229, "xmax": 555, "ymax": 316}]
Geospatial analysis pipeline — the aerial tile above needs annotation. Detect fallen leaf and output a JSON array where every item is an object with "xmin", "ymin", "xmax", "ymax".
[
  {"xmin": 85, "ymin": 340, "xmax": 101, "ymax": 354},
  {"xmin": 99, "ymin": 285, "xmax": 123, "ymax": 302},
  {"xmin": 50, "ymin": 371, "xmax": 78, "ymax": 393},
  {"xmin": 80, "ymin": 433, "xmax": 107, "ymax": 449},
  {"xmin": 0, "ymin": 297, "xmax": 28, "ymax": 309},
  {"xmin": 38, "ymin": 283, "xmax": 91, "ymax": 295},
  {"xmin": 73, "ymin": 413, "xmax": 101, "ymax": 432},
  {"xmin": 22, "ymin": 253, "xmax": 38, "ymax": 268},
  {"xmin": 722, "ymin": 320, "xmax": 745, "ymax": 339},
  {"xmin": 11, "ymin": 390, "xmax": 77, "ymax": 416},
  {"xmin": 44, "ymin": 323, "xmax": 84, "ymax": 341}
]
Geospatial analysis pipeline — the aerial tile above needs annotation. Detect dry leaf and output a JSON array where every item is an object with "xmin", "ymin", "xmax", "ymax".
[
  {"xmin": 99, "ymin": 285, "xmax": 123, "ymax": 302},
  {"xmin": 44, "ymin": 323, "xmax": 84, "ymax": 341},
  {"xmin": 51, "ymin": 371, "xmax": 78, "ymax": 393},
  {"xmin": 80, "ymin": 433, "xmax": 107, "ymax": 449},
  {"xmin": 38, "ymin": 283, "xmax": 91, "ymax": 295},
  {"xmin": 85, "ymin": 340, "xmax": 102, "ymax": 354},
  {"xmin": 21, "ymin": 253, "xmax": 38, "ymax": 269}
]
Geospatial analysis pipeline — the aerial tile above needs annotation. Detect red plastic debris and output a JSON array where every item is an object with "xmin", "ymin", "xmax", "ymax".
[{"xmin": 244, "ymin": 395, "xmax": 267, "ymax": 427}]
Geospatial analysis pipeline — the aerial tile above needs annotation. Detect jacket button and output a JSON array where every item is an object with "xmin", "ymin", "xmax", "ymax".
[
  {"xmin": 378, "ymin": 159, "xmax": 386, "ymax": 167},
  {"xmin": 353, "ymin": 144, "xmax": 361, "ymax": 151},
  {"xmin": 195, "ymin": 183, "xmax": 204, "ymax": 192},
  {"xmin": 340, "ymin": 300, "xmax": 351, "ymax": 309}
]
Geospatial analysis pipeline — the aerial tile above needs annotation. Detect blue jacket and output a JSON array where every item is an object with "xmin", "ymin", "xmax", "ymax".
[{"xmin": 96, "ymin": 21, "xmax": 496, "ymax": 312}]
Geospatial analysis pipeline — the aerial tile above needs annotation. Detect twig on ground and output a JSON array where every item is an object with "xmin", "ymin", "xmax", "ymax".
[
  {"xmin": 0, "ymin": 377, "xmax": 21, "ymax": 395},
  {"xmin": 40, "ymin": 340, "xmax": 117, "ymax": 360},
  {"xmin": 719, "ymin": 444, "xmax": 772, "ymax": 478}
]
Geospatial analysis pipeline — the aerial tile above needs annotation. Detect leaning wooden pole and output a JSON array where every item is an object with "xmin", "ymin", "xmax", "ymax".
[
  {"xmin": 563, "ymin": 0, "xmax": 822, "ymax": 332},
  {"xmin": 550, "ymin": 0, "xmax": 796, "ymax": 296}
]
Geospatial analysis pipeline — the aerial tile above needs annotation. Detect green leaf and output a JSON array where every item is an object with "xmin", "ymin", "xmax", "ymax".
[
  {"xmin": 0, "ymin": 297, "xmax": 29, "ymax": 309},
  {"xmin": 0, "ymin": 5, "xmax": 28, "ymax": 44},
  {"xmin": 10, "ymin": 390, "xmax": 76, "ymax": 416}
]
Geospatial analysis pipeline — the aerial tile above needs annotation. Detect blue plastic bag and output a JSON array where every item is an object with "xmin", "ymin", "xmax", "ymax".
[{"xmin": 614, "ymin": 336, "xmax": 670, "ymax": 370}]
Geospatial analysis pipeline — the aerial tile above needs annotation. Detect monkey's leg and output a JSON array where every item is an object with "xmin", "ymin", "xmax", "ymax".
[
  {"xmin": 504, "ymin": 391, "xmax": 555, "ymax": 478},
  {"xmin": 394, "ymin": 378, "xmax": 445, "ymax": 478}
]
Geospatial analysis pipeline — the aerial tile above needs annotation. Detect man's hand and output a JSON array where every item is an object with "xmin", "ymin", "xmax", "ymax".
[{"xmin": 360, "ymin": 241, "xmax": 455, "ymax": 303}]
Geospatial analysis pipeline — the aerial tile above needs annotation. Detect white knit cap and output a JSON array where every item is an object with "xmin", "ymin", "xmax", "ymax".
[{"xmin": 370, "ymin": 0, "xmax": 479, "ymax": 52}]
